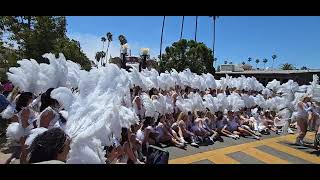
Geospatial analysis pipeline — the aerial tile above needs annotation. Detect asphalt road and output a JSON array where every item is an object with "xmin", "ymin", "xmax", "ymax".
[{"xmin": 165, "ymin": 131, "xmax": 320, "ymax": 164}]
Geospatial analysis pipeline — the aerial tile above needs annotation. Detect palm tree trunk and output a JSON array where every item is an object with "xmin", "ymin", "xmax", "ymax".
[
  {"xmin": 106, "ymin": 42, "xmax": 110, "ymax": 64},
  {"xmin": 180, "ymin": 16, "xmax": 184, "ymax": 40},
  {"xmin": 195, "ymin": 16, "xmax": 198, "ymax": 42},
  {"xmin": 212, "ymin": 17, "xmax": 216, "ymax": 68},
  {"xmin": 159, "ymin": 16, "xmax": 166, "ymax": 61},
  {"xmin": 272, "ymin": 59, "xmax": 274, "ymax": 70}
]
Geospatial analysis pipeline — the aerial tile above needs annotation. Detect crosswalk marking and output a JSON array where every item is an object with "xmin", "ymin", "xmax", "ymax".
[
  {"xmin": 169, "ymin": 132, "xmax": 318, "ymax": 164},
  {"xmin": 267, "ymin": 142, "xmax": 320, "ymax": 164},
  {"xmin": 207, "ymin": 153, "xmax": 240, "ymax": 164},
  {"xmin": 241, "ymin": 147, "xmax": 290, "ymax": 164}
]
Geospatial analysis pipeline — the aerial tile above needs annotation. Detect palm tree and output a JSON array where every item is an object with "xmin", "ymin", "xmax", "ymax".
[
  {"xmin": 271, "ymin": 54, "xmax": 277, "ymax": 70},
  {"xmin": 301, "ymin": 66, "xmax": 308, "ymax": 70},
  {"xmin": 248, "ymin": 57, "xmax": 252, "ymax": 65},
  {"xmin": 100, "ymin": 37, "xmax": 106, "ymax": 66},
  {"xmin": 224, "ymin": 60, "xmax": 228, "ymax": 64},
  {"xmin": 255, "ymin": 59, "xmax": 260, "ymax": 69},
  {"xmin": 262, "ymin": 58, "xmax": 268, "ymax": 70},
  {"xmin": 281, "ymin": 63, "xmax": 295, "ymax": 70},
  {"xmin": 195, "ymin": 16, "xmax": 198, "ymax": 42},
  {"xmin": 180, "ymin": 16, "xmax": 184, "ymax": 40},
  {"xmin": 95, "ymin": 51, "xmax": 105, "ymax": 65},
  {"xmin": 118, "ymin": 35, "xmax": 127, "ymax": 45},
  {"xmin": 213, "ymin": 58, "xmax": 217, "ymax": 65},
  {"xmin": 105, "ymin": 32, "xmax": 113, "ymax": 65},
  {"xmin": 159, "ymin": 16, "xmax": 166, "ymax": 61},
  {"xmin": 229, "ymin": 62, "xmax": 233, "ymax": 64},
  {"xmin": 209, "ymin": 16, "xmax": 219, "ymax": 68},
  {"xmin": 242, "ymin": 61, "xmax": 246, "ymax": 65}
]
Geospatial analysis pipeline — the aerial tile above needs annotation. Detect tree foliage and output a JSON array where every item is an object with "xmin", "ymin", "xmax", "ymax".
[
  {"xmin": 0, "ymin": 16, "xmax": 91, "ymax": 70},
  {"xmin": 281, "ymin": 63, "xmax": 295, "ymax": 70},
  {"xmin": 159, "ymin": 39, "xmax": 214, "ymax": 75}
]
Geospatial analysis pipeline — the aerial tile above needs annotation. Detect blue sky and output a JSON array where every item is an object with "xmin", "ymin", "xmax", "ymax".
[{"xmin": 66, "ymin": 16, "xmax": 320, "ymax": 69}]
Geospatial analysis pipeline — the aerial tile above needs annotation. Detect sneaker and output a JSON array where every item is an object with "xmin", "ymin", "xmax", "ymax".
[
  {"xmin": 191, "ymin": 142, "xmax": 199, "ymax": 148},
  {"xmin": 254, "ymin": 135, "xmax": 261, "ymax": 140},
  {"xmin": 234, "ymin": 134, "xmax": 240, "ymax": 139},
  {"xmin": 180, "ymin": 138, "xmax": 187, "ymax": 145},
  {"xmin": 230, "ymin": 135, "xmax": 237, "ymax": 140},
  {"xmin": 255, "ymin": 131, "xmax": 262, "ymax": 137},
  {"xmin": 217, "ymin": 136, "xmax": 224, "ymax": 142},
  {"xmin": 287, "ymin": 128, "xmax": 294, "ymax": 134},
  {"xmin": 177, "ymin": 142, "xmax": 186, "ymax": 149}
]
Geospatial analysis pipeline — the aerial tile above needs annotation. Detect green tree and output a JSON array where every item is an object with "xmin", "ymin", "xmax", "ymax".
[
  {"xmin": 1, "ymin": 16, "xmax": 91, "ymax": 70},
  {"xmin": 242, "ymin": 61, "xmax": 246, "ymax": 65},
  {"xmin": 262, "ymin": 58, "xmax": 268, "ymax": 69},
  {"xmin": 255, "ymin": 59, "xmax": 260, "ymax": 69},
  {"xmin": 159, "ymin": 39, "xmax": 213, "ymax": 75},
  {"xmin": 272, "ymin": 54, "xmax": 277, "ymax": 70},
  {"xmin": 281, "ymin": 63, "xmax": 295, "ymax": 70},
  {"xmin": 224, "ymin": 60, "xmax": 228, "ymax": 64},
  {"xmin": 53, "ymin": 38, "xmax": 91, "ymax": 70}
]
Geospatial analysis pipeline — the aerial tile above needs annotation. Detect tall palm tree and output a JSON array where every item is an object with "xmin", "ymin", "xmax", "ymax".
[
  {"xmin": 159, "ymin": 16, "xmax": 166, "ymax": 61},
  {"xmin": 194, "ymin": 16, "xmax": 198, "ymax": 42},
  {"xmin": 180, "ymin": 16, "xmax": 184, "ymax": 40},
  {"xmin": 242, "ymin": 61, "xmax": 246, "ymax": 65},
  {"xmin": 262, "ymin": 58, "xmax": 268, "ymax": 70},
  {"xmin": 271, "ymin": 54, "xmax": 277, "ymax": 70},
  {"xmin": 105, "ymin": 32, "xmax": 113, "ymax": 64},
  {"xmin": 255, "ymin": 59, "xmax": 260, "ymax": 69},
  {"xmin": 209, "ymin": 16, "xmax": 219, "ymax": 68},
  {"xmin": 248, "ymin": 57, "xmax": 252, "ymax": 65},
  {"xmin": 224, "ymin": 60, "xmax": 228, "ymax": 64},
  {"xmin": 101, "ymin": 37, "xmax": 106, "ymax": 50}
]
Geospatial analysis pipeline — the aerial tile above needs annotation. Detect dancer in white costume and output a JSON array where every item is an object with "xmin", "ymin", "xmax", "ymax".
[
  {"xmin": 295, "ymin": 95, "xmax": 312, "ymax": 145},
  {"xmin": 38, "ymin": 88, "xmax": 65, "ymax": 130},
  {"xmin": 13, "ymin": 92, "xmax": 36, "ymax": 164}
]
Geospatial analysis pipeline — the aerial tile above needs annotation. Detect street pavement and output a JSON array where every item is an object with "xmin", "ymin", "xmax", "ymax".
[{"xmin": 165, "ymin": 131, "xmax": 320, "ymax": 164}]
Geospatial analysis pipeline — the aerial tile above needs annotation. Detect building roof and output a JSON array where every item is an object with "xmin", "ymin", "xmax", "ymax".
[{"xmin": 216, "ymin": 69, "xmax": 320, "ymax": 75}]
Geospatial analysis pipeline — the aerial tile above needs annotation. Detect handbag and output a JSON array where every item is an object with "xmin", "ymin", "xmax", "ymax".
[{"xmin": 146, "ymin": 145, "xmax": 169, "ymax": 164}]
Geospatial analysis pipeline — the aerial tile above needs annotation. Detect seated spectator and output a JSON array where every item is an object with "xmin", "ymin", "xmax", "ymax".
[{"xmin": 27, "ymin": 128, "xmax": 70, "ymax": 164}]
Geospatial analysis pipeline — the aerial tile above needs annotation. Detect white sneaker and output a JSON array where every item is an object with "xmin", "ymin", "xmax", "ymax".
[
  {"xmin": 191, "ymin": 142, "xmax": 199, "ymax": 148},
  {"xmin": 234, "ymin": 135, "xmax": 240, "ymax": 139},
  {"xmin": 180, "ymin": 138, "xmax": 187, "ymax": 145},
  {"xmin": 230, "ymin": 135, "xmax": 237, "ymax": 140},
  {"xmin": 254, "ymin": 135, "xmax": 261, "ymax": 140},
  {"xmin": 287, "ymin": 128, "xmax": 294, "ymax": 134}
]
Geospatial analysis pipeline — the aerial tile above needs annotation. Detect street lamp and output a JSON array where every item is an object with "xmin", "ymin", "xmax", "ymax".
[
  {"xmin": 140, "ymin": 48, "xmax": 150, "ymax": 70},
  {"xmin": 120, "ymin": 44, "xmax": 128, "ymax": 69}
]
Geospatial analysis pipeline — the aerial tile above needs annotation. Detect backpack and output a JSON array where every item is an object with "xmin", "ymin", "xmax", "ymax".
[{"xmin": 146, "ymin": 145, "xmax": 169, "ymax": 164}]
